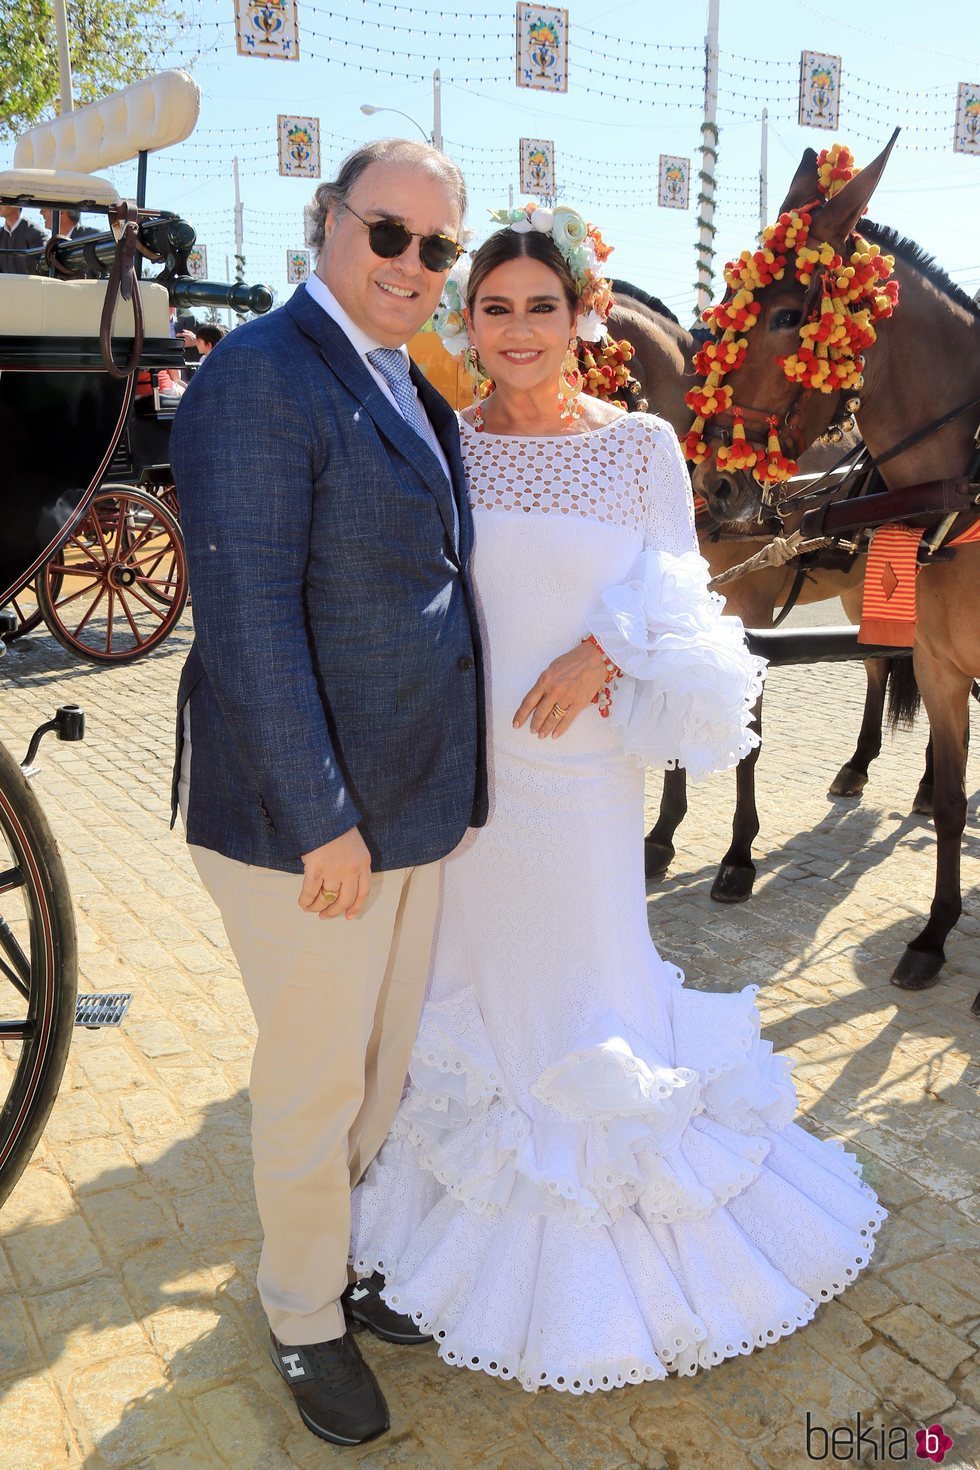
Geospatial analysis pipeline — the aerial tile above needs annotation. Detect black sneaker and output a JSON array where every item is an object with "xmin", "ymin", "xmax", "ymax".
[
  {"xmin": 269, "ymin": 1330, "xmax": 389, "ymax": 1446},
  {"xmin": 342, "ymin": 1273, "xmax": 433, "ymax": 1345}
]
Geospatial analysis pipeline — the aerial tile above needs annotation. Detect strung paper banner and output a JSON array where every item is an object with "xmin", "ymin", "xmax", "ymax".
[
  {"xmin": 799, "ymin": 50, "xmax": 841, "ymax": 130},
  {"xmin": 657, "ymin": 155, "xmax": 690, "ymax": 210},
  {"xmin": 520, "ymin": 138, "xmax": 555, "ymax": 195},
  {"xmin": 516, "ymin": 4, "xmax": 568, "ymax": 93},
  {"xmin": 953, "ymin": 82, "xmax": 980, "ymax": 155},
  {"xmin": 278, "ymin": 115, "xmax": 320, "ymax": 178},
  {"xmin": 235, "ymin": 0, "xmax": 299, "ymax": 61},
  {"xmin": 286, "ymin": 250, "xmax": 312, "ymax": 283},
  {"xmin": 185, "ymin": 247, "xmax": 208, "ymax": 279}
]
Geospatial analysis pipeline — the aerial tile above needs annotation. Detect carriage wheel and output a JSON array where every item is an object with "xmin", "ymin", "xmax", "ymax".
[
  {"xmin": 37, "ymin": 487, "xmax": 188, "ymax": 665},
  {"xmin": 1, "ymin": 594, "xmax": 43, "ymax": 642},
  {"xmin": 0, "ymin": 739, "xmax": 77, "ymax": 1206},
  {"xmin": 156, "ymin": 481, "xmax": 180, "ymax": 523}
]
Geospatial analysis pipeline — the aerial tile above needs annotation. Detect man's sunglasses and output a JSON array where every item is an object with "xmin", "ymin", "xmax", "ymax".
[{"xmin": 345, "ymin": 204, "xmax": 463, "ymax": 274}]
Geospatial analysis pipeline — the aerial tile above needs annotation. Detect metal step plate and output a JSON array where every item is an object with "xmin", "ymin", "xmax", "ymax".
[{"xmin": 74, "ymin": 992, "xmax": 133, "ymax": 1029}]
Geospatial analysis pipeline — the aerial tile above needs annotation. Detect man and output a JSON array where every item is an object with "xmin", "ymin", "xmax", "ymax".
[
  {"xmin": 41, "ymin": 207, "xmax": 99, "ymax": 240},
  {"xmin": 0, "ymin": 206, "xmax": 45, "ymax": 274},
  {"xmin": 170, "ymin": 139, "xmax": 486, "ymax": 1448}
]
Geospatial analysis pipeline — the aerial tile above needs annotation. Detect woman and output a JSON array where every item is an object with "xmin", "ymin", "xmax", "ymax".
[{"xmin": 351, "ymin": 205, "xmax": 884, "ymax": 1393}]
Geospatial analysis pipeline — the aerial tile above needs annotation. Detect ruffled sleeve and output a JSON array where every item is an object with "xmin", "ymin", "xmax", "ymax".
[{"xmin": 586, "ymin": 416, "xmax": 767, "ymax": 783}]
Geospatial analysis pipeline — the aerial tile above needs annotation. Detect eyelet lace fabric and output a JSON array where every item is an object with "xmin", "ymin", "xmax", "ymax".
[{"xmin": 351, "ymin": 412, "xmax": 885, "ymax": 1394}]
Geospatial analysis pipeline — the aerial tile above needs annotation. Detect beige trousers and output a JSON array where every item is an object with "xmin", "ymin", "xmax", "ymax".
[{"xmin": 189, "ymin": 843, "xmax": 441, "ymax": 1347}]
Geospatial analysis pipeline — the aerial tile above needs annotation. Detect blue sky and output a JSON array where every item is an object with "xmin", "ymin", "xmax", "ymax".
[{"xmin": 8, "ymin": 0, "xmax": 979, "ymax": 319}]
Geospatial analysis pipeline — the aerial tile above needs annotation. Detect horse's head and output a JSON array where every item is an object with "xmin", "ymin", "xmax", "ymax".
[{"xmin": 693, "ymin": 132, "xmax": 898, "ymax": 525}]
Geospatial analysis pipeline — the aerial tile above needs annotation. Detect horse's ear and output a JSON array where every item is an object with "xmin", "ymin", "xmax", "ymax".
[
  {"xmin": 776, "ymin": 149, "xmax": 820, "ymax": 215},
  {"xmin": 812, "ymin": 129, "xmax": 900, "ymax": 246}
]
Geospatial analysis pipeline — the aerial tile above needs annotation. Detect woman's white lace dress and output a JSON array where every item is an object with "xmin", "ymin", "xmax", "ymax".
[{"xmin": 351, "ymin": 412, "xmax": 884, "ymax": 1394}]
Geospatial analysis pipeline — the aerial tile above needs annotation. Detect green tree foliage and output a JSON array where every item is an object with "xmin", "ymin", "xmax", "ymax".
[{"xmin": 0, "ymin": 0, "xmax": 185, "ymax": 142}]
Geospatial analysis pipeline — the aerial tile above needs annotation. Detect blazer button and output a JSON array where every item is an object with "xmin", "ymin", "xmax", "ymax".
[{"xmin": 458, "ymin": 655, "xmax": 474, "ymax": 672}]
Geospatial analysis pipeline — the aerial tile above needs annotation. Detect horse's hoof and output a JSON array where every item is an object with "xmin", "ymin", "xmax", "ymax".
[
  {"xmin": 891, "ymin": 948, "xmax": 944, "ymax": 990},
  {"xmin": 645, "ymin": 840, "xmax": 675, "ymax": 880},
  {"xmin": 912, "ymin": 783, "xmax": 934, "ymax": 817},
  {"xmin": 710, "ymin": 864, "xmax": 755, "ymax": 904},
  {"xmin": 828, "ymin": 764, "xmax": 868, "ymax": 799}
]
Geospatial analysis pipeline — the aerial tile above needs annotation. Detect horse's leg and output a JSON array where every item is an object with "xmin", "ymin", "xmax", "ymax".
[
  {"xmin": 711, "ymin": 690, "xmax": 763, "ymax": 903},
  {"xmin": 892, "ymin": 653, "xmax": 971, "ymax": 990},
  {"xmin": 828, "ymin": 656, "xmax": 888, "ymax": 797},
  {"xmin": 645, "ymin": 766, "xmax": 688, "ymax": 879},
  {"xmin": 912, "ymin": 732, "xmax": 935, "ymax": 817}
]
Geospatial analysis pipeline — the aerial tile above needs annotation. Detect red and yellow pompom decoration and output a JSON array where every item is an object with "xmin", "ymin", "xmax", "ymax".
[
  {"xmin": 682, "ymin": 142, "xmax": 899, "ymax": 486},
  {"xmin": 581, "ymin": 337, "xmax": 636, "ymax": 402}
]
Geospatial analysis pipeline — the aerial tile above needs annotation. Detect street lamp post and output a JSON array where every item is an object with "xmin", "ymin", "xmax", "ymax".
[{"xmin": 360, "ymin": 70, "xmax": 443, "ymax": 150}]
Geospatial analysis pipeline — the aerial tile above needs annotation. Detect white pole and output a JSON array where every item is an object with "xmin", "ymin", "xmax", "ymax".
[
  {"xmin": 432, "ymin": 70, "xmax": 443, "ymax": 151},
  {"xmin": 759, "ymin": 107, "xmax": 769, "ymax": 239},
  {"xmin": 695, "ymin": 0, "xmax": 720, "ymax": 318},
  {"xmin": 225, "ymin": 255, "xmax": 232, "ymax": 330},
  {"xmin": 52, "ymin": 0, "xmax": 74, "ymax": 113},
  {"xmin": 233, "ymin": 158, "xmax": 244, "ymax": 289}
]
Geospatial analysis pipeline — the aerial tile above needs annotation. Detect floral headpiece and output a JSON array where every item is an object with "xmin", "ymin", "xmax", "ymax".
[
  {"xmin": 682, "ymin": 143, "xmax": 899, "ymax": 486},
  {"xmin": 431, "ymin": 201, "xmax": 616, "ymax": 357}
]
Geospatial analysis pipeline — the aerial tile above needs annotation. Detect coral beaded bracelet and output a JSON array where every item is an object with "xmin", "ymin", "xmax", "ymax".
[{"xmin": 582, "ymin": 634, "xmax": 623, "ymax": 718}]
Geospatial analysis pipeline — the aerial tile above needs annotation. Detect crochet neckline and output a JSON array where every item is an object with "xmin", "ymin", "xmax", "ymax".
[{"xmin": 458, "ymin": 413, "xmax": 635, "ymax": 445}]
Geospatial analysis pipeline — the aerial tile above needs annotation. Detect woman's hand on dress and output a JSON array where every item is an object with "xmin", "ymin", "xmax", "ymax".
[
  {"xmin": 513, "ymin": 640, "xmax": 607, "ymax": 738},
  {"xmin": 299, "ymin": 827, "xmax": 372, "ymax": 920}
]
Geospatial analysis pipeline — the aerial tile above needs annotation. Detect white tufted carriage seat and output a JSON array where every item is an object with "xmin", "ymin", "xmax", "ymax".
[
  {"xmin": 13, "ymin": 70, "xmax": 201, "ymax": 174},
  {"xmin": 0, "ymin": 275, "xmax": 171, "ymax": 338}
]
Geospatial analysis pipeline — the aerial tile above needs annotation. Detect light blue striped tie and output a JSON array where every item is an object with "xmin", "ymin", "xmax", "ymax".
[
  {"xmin": 367, "ymin": 346, "xmax": 458, "ymax": 547},
  {"xmin": 367, "ymin": 347, "xmax": 438, "ymax": 449}
]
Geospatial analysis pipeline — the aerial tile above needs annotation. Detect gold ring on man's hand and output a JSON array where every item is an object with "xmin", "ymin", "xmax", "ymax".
[
  {"xmin": 550, "ymin": 702, "xmax": 569, "ymax": 720},
  {"xmin": 320, "ymin": 889, "xmax": 339, "ymax": 904}
]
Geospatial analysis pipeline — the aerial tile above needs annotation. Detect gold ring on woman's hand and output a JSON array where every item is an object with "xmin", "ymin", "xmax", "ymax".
[
  {"xmin": 550, "ymin": 702, "xmax": 569, "ymax": 720},
  {"xmin": 320, "ymin": 889, "xmax": 339, "ymax": 904}
]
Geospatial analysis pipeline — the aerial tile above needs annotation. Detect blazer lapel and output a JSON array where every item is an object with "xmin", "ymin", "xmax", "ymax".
[
  {"xmin": 286, "ymin": 288, "xmax": 461, "ymax": 559},
  {"xmin": 413, "ymin": 365, "xmax": 471, "ymax": 562}
]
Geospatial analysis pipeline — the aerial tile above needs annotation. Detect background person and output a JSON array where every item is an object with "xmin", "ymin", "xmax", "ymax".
[{"xmin": 0, "ymin": 205, "xmax": 45, "ymax": 273}]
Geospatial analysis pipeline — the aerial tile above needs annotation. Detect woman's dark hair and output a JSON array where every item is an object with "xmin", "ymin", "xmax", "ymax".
[{"xmin": 466, "ymin": 228, "xmax": 578, "ymax": 316}]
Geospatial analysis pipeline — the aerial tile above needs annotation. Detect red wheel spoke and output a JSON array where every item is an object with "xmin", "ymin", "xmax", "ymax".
[
  {"xmin": 115, "ymin": 584, "xmax": 167, "ymax": 622},
  {"xmin": 69, "ymin": 583, "xmax": 108, "ymax": 637},
  {"xmin": 47, "ymin": 578, "xmax": 107, "ymax": 613},
  {"xmin": 113, "ymin": 588, "xmax": 149, "ymax": 645}
]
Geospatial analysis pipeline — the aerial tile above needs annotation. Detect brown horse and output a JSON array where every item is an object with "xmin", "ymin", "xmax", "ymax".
[
  {"xmin": 688, "ymin": 139, "xmax": 980, "ymax": 1001},
  {"xmin": 606, "ymin": 287, "xmax": 930, "ymax": 901}
]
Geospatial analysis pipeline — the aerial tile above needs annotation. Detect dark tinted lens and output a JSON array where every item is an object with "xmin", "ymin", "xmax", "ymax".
[
  {"xmin": 418, "ymin": 235, "xmax": 460, "ymax": 273},
  {"xmin": 366, "ymin": 219, "xmax": 413, "ymax": 259}
]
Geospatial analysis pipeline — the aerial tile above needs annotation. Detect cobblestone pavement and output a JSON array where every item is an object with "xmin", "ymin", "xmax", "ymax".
[{"xmin": 1, "ymin": 610, "xmax": 978, "ymax": 1470}]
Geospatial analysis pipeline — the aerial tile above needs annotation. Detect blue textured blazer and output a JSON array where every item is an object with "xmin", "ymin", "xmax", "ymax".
[{"xmin": 169, "ymin": 286, "xmax": 487, "ymax": 873}]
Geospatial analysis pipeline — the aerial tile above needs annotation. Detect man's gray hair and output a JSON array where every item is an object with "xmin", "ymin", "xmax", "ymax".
[{"xmin": 304, "ymin": 139, "xmax": 466, "ymax": 256}]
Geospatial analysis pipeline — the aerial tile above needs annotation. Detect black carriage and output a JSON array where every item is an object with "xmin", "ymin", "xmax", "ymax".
[
  {"xmin": 0, "ymin": 71, "xmax": 272, "ymax": 1205},
  {"xmin": 1, "ymin": 69, "xmax": 272, "ymax": 664}
]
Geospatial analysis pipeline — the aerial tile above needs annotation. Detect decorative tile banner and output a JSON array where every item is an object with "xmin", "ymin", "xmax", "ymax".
[
  {"xmin": 657, "ymin": 155, "xmax": 690, "ymax": 210},
  {"xmin": 516, "ymin": 4, "xmax": 568, "ymax": 93},
  {"xmin": 287, "ymin": 249, "xmax": 312, "ymax": 283},
  {"xmin": 235, "ymin": 0, "xmax": 299, "ymax": 61},
  {"xmin": 185, "ymin": 246, "xmax": 208, "ymax": 279},
  {"xmin": 520, "ymin": 138, "xmax": 556, "ymax": 195},
  {"xmin": 798, "ymin": 50, "xmax": 841, "ymax": 130},
  {"xmin": 953, "ymin": 82, "xmax": 980, "ymax": 155},
  {"xmin": 278, "ymin": 115, "xmax": 320, "ymax": 178}
]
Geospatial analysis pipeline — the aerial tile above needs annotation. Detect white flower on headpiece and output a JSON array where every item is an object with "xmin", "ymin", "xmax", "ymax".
[
  {"xmin": 530, "ymin": 207, "xmax": 554, "ymax": 233},
  {"xmin": 431, "ymin": 255, "xmax": 472, "ymax": 356},
  {"xmin": 575, "ymin": 309, "xmax": 604, "ymax": 343},
  {"xmin": 510, "ymin": 218, "xmax": 532, "ymax": 234},
  {"xmin": 552, "ymin": 206, "xmax": 589, "ymax": 250}
]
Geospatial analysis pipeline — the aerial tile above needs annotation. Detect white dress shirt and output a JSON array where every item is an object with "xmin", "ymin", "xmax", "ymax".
[{"xmin": 304, "ymin": 274, "xmax": 452, "ymax": 488}]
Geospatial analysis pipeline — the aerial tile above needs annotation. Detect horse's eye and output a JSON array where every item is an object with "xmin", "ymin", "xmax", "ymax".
[{"xmin": 770, "ymin": 308, "xmax": 803, "ymax": 331}]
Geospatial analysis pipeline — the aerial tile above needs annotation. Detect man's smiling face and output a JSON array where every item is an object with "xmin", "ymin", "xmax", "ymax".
[{"xmin": 317, "ymin": 159, "xmax": 461, "ymax": 349}]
